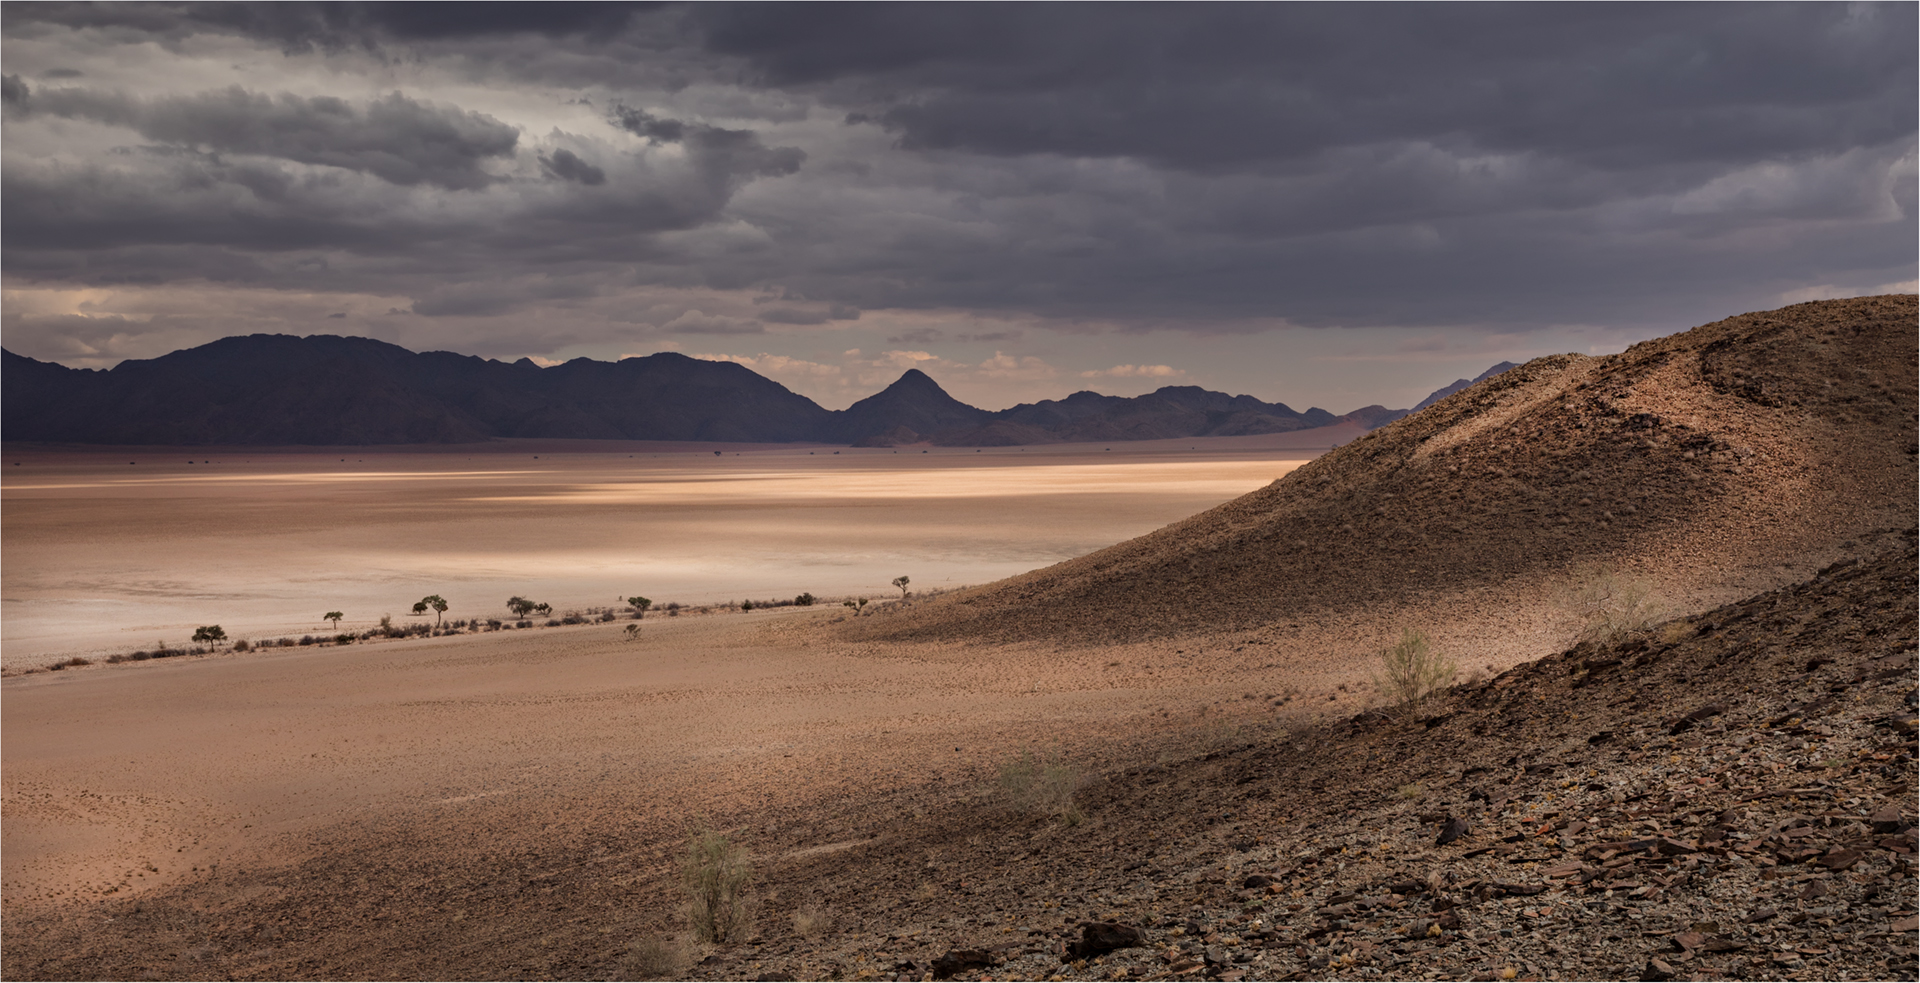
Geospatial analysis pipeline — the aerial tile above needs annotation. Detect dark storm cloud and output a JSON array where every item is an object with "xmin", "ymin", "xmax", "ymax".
[
  {"xmin": 538, "ymin": 148, "xmax": 606, "ymax": 185},
  {"xmin": 697, "ymin": 4, "xmax": 1915, "ymax": 172},
  {"xmin": 758, "ymin": 304, "xmax": 861, "ymax": 325},
  {"xmin": 3, "ymin": 2, "xmax": 659, "ymax": 50},
  {"xmin": 1, "ymin": 2, "xmax": 1911, "ymax": 354},
  {"xmin": 13, "ymin": 85, "xmax": 518, "ymax": 190},
  {"xmin": 609, "ymin": 104, "xmax": 806, "ymax": 179}
]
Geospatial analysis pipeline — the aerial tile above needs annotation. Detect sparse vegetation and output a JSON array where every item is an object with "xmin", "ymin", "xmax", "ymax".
[
  {"xmin": 324, "ymin": 611, "xmax": 344, "ymax": 630},
  {"xmin": 618, "ymin": 935, "xmax": 690, "ymax": 981},
  {"xmin": 997, "ymin": 747, "xmax": 1085, "ymax": 825},
  {"xmin": 892, "ymin": 574, "xmax": 911, "ymax": 599},
  {"xmin": 790, "ymin": 902, "xmax": 834, "ymax": 937},
  {"xmin": 507, "ymin": 596, "xmax": 551, "ymax": 620},
  {"xmin": 794, "ymin": 592, "xmax": 815, "ymax": 607},
  {"xmin": 1565, "ymin": 563, "xmax": 1667, "ymax": 644},
  {"xmin": 843, "ymin": 597, "xmax": 869, "ymax": 615},
  {"xmin": 192, "ymin": 625, "xmax": 227, "ymax": 646},
  {"xmin": 628, "ymin": 595, "xmax": 652, "ymax": 619},
  {"xmin": 1374, "ymin": 629, "xmax": 1456, "ymax": 719},
  {"xmin": 683, "ymin": 827, "xmax": 753, "ymax": 944},
  {"xmin": 412, "ymin": 594, "xmax": 449, "ymax": 628}
]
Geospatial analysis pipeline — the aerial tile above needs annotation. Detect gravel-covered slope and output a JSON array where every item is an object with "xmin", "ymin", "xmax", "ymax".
[
  {"xmin": 852, "ymin": 295, "xmax": 1917, "ymax": 644},
  {"xmin": 706, "ymin": 534, "xmax": 1918, "ymax": 983}
]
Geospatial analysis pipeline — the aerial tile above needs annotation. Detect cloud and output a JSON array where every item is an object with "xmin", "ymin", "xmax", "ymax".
[
  {"xmin": 759, "ymin": 304, "xmax": 861, "ymax": 325},
  {"xmin": 691, "ymin": 351, "xmax": 843, "ymax": 379},
  {"xmin": 1079, "ymin": 364, "xmax": 1184, "ymax": 379},
  {"xmin": 885, "ymin": 327, "xmax": 943, "ymax": 344},
  {"xmin": 537, "ymin": 148, "xmax": 605, "ymax": 186},
  {"xmin": 0, "ymin": 3, "xmax": 1911, "ymax": 408},
  {"xmin": 664, "ymin": 309, "xmax": 764, "ymax": 335},
  {"xmin": 608, "ymin": 104, "xmax": 807, "ymax": 180},
  {"xmin": 0, "ymin": 3, "xmax": 651, "ymax": 51},
  {"xmin": 15, "ymin": 85, "xmax": 520, "ymax": 190},
  {"xmin": 980, "ymin": 352, "xmax": 1061, "ymax": 382}
]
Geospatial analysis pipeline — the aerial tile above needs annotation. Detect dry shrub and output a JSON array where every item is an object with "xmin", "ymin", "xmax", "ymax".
[
  {"xmin": 790, "ymin": 902, "xmax": 834, "ymax": 937},
  {"xmin": 618, "ymin": 935, "xmax": 689, "ymax": 980},
  {"xmin": 1566, "ymin": 563, "xmax": 1667, "ymax": 644},
  {"xmin": 684, "ymin": 828, "xmax": 753, "ymax": 944},
  {"xmin": 998, "ymin": 748, "xmax": 1085, "ymax": 825},
  {"xmin": 1374, "ymin": 629, "xmax": 1457, "ymax": 719}
]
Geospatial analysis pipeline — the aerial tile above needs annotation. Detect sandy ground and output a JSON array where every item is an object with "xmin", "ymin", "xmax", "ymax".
[
  {"xmin": 2, "ymin": 428, "xmax": 1386, "ymax": 912},
  {"xmin": 0, "ymin": 428, "xmax": 1361, "ymax": 667},
  {"xmin": 0, "ymin": 585, "xmax": 1404, "ymax": 915}
]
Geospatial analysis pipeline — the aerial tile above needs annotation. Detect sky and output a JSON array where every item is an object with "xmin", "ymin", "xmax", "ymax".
[{"xmin": 2, "ymin": 3, "xmax": 1914, "ymax": 413}]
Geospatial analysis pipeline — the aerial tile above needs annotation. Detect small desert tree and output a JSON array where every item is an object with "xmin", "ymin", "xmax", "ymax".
[
  {"xmin": 843, "ymin": 597, "xmax": 868, "ymax": 615},
  {"xmin": 892, "ymin": 574, "xmax": 911, "ymax": 599},
  {"xmin": 1375, "ymin": 629, "xmax": 1456, "ymax": 720},
  {"xmin": 683, "ymin": 827, "xmax": 753, "ymax": 943},
  {"xmin": 627, "ymin": 596, "xmax": 652, "ymax": 619},
  {"xmin": 193, "ymin": 625, "xmax": 227, "ymax": 646},
  {"xmin": 412, "ymin": 594, "xmax": 448, "ymax": 628},
  {"xmin": 324, "ymin": 611, "xmax": 344, "ymax": 631}
]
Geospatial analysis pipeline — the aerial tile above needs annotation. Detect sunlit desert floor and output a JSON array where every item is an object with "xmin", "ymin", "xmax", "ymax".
[
  {"xmin": 0, "ymin": 427, "xmax": 1762, "ymax": 939},
  {"xmin": 0, "ymin": 429, "xmax": 1363, "ymax": 667},
  {"xmin": 7, "ymin": 429, "xmax": 1462, "ymax": 913}
]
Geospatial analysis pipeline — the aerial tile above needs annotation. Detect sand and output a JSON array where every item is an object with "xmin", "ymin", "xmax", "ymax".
[
  {"xmin": 2, "ymin": 430, "xmax": 1377, "ymax": 911},
  {"xmin": 0, "ymin": 429, "xmax": 1360, "ymax": 667}
]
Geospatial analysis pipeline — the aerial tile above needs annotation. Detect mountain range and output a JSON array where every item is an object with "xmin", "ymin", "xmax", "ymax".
[{"xmin": 1, "ymin": 334, "xmax": 1498, "ymax": 447}]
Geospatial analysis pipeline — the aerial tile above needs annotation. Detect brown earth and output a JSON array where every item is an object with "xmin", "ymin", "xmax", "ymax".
[
  {"xmin": 1, "ymin": 297, "xmax": 1914, "ymax": 982},
  {"xmin": 672, "ymin": 534, "xmax": 1920, "ymax": 983},
  {"xmin": 850, "ymin": 295, "xmax": 1917, "ymax": 645}
]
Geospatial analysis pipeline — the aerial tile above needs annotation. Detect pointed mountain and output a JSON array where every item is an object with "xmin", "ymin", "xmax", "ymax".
[
  {"xmin": 1413, "ymin": 361, "xmax": 1520, "ymax": 412},
  {"xmin": 829, "ymin": 368, "xmax": 991, "ymax": 443}
]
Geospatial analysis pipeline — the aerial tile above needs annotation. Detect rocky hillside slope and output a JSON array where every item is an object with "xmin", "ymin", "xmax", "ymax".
[
  {"xmin": 697, "ymin": 535, "xmax": 1917, "ymax": 983},
  {"xmin": 856, "ymin": 295, "xmax": 1918, "ymax": 644}
]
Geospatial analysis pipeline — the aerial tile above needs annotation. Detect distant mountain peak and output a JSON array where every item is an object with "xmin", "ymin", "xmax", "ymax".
[{"xmin": 1412, "ymin": 361, "xmax": 1520, "ymax": 412}]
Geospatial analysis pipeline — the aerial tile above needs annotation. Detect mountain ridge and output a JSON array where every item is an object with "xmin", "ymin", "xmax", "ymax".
[{"xmin": 2, "ymin": 335, "xmax": 1504, "ymax": 447}]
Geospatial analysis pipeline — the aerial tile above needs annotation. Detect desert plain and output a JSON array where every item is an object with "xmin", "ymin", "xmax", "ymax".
[
  {"xmin": 5, "ymin": 428, "xmax": 1420, "ymax": 920},
  {"xmin": 3, "ymin": 297, "xmax": 1916, "ymax": 982}
]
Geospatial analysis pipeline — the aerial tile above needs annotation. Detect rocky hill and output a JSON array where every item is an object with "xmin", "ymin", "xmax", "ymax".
[
  {"xmin": 702, "ymin": 536, "xmax": 1917, "ymax": 983},
  {"xmin": 856, "ymin": 296, "xmax": 1918, "ymax": 644}
]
